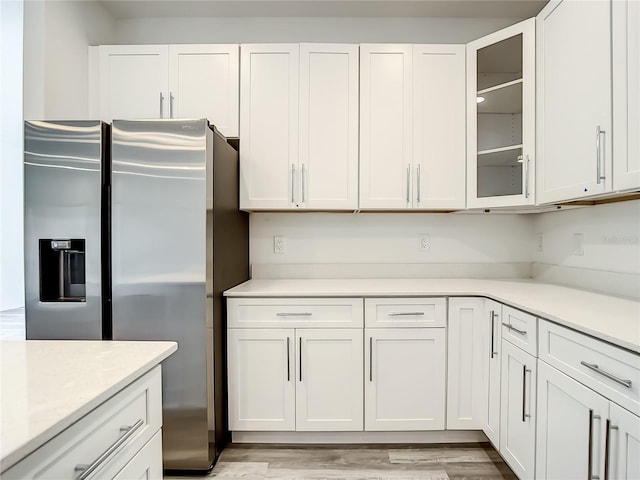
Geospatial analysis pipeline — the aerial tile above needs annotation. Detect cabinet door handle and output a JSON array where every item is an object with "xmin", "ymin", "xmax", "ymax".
[
  {"xmin": 170, "ymin": 92, "xmax": 174, "ymax": 118},
  {"xmin": 416, "ymin": 164, "xmax": 421, "ymax": 204},
  {"xmin": 369, "ymin": 336, "xmax": 373, "ymax": 382},
  {"xmin": 596, "ymin": 126, "xmax": 606, "ymax": 184},
  {"xmin": 406, "ymin": 166, "xmax": 410, "ymax": 204},
  {"xmin": 505, "ymin": 323, "xmax": 527, "ymax": 336},
  {"xmin": 301, "ymin": 163, "xmax": 306, "ymax": 204},
  {"xmin": 388, "ymin": 312, "xmax": 425, "ymax": 317},
  {"xmin": 588, "ymin": 410, "xmax": 602, "ymax": 480},
  {"xmin": 580, "ymin": 361, "xmax": 632, "ymax": 388},
  {"xmin": 521, "ymin": 365, "xmax": 532, "ymax": 422},
  {"xmin": 74, "ymin": 419, "xmax": 144, "ymax": 480},
  {"xmin": 524, "ymin": 155, "xmax": 530, "ymax": 198},
  {"xmin": 159, "ymin": 92, "xmax": 164, "ymax": 118},
  {"xmin": 604, "ymin": 421, "xmax": 618, "ymax": 480},
  {"xmin": 276, "ymin": 312, "xmax": 312, "ymax": 317},
  {"xmin": 286, "ymin": 337, "xmax": 291, "ymax": 381},
  {"xmin": 299, "ymin": 337, "xmax": 302, "ymax": 382},
  {"xmin": 291, "ymin": 164, "xmax": 296, "ymax": 204},
  {"xmin": 490, "ymin": 311, "xmax": 496, "ymax": 359}
]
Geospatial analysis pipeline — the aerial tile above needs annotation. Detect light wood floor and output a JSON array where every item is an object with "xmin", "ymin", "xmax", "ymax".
[{"xmin": 167, "ymin": 443, "xmax": 517, "ymax": 480}]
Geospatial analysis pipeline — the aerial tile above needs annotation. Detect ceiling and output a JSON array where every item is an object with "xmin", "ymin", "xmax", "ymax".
[{"xmin": 99, "ymin": 0, "xmax": 549, "ymax": 20}]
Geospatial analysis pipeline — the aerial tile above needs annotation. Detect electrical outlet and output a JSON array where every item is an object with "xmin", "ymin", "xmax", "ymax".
[
  {"xmin": 273, "ymin": 235, "xmax": 286, "ymax": 254},
  {"xmin": 536, "ymin": 233, "xmax": 544, "ymax": 252},
  {"xmin": 573, "ymin": 233, "xmax": 584, "ymax": 256},
  {"xmin": 419, "ymin": 235, "xmax": 431, "ymax": 252}
]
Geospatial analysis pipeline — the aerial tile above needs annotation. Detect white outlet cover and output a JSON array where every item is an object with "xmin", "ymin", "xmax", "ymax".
[
  {"xmin": 536, "ymin": 233, "xmax": 544, "ymax": 252},
  {"xmin": 572, "ymin": 233, "xmax": 584, "ymax": 256},
  {"xmin": 419, "ymin": 235, "xmax": 430, "ymax": 251},
  {"xmin": 273, "ymin": 235, "xmax": 286, "ymax": 254}
]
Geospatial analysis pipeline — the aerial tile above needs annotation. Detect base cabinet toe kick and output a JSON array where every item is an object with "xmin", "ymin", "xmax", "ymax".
[{"xmin": 226, "ymin": 296, "xmax": 640, "ymax": 480}]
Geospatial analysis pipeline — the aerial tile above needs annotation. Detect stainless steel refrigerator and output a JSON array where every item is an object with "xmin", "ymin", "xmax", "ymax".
[{"xmin": 24, "ymin": 119, "xmax": 249, "ymax": 473}]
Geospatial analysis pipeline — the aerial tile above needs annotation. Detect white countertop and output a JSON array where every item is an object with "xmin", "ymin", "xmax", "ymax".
[
  {"xmin": 224, "ymin": 279, "xmax": 640, "ymax": 354},
  {"xmin": 0, "ymin": 340, "xmax": 177, "ymax": 473}
]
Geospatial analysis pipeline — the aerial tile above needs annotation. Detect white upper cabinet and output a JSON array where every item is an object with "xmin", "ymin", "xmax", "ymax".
[
  {"xmin": 360, "ymin": 44, "xmax": 413, "ymax": 209},
  {"xmin": 99, "ymin": 46, "xmax": 169, "ymax": 121},
  {"xmin": 360, "ymin": 44, "xmax": 465, "ymax": 210},
  {"xmin": 240, "ymin": 44, "xmax": 299, "ymax": 210},
  {"xmin": 536, "ymin": 0, "xmax": 612, "ymax": 203},
  {"xmin": 613, "ymin": 0, "xmax": 640, "ymax": 192},
  {"xmin": 413, "ymin": 45, "xmax": 466, "ymax": 210},
  {"xmin": 240, "ymin": 44, "xmax": 358, "ymax": 211},
  {"xmin": 95, "ymin": 44, "xmax": 239, "ymax": 136},
  {"xmin": 299, "ymin": 44, "xmax": 359, "ymax": 210},
  {"xmin": 467, "ymin": 19, "xmax": 536, "ymax": 208},
  {"xmin": 168, "ymin": 45, "xmax": 239, "ymax": 137}
]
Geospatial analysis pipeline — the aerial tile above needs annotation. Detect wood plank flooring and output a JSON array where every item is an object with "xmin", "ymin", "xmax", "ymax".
[{"xmin": 166, "ymin": 444, "xmax": 517, "ymax": 480}]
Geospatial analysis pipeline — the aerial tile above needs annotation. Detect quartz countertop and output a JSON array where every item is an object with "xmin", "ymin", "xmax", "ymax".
[
  {"xmin": 224, "ymin": 279, "xmax": 640, "ymax": 354},
  {"xmin": 0, "ymin": 340, "xmax": 177, "ymax": 473}
]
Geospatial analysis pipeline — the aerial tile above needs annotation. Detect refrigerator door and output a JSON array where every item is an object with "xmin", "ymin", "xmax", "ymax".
[
  {"xmin": 111, "ymin": 119, "xmax": 212, "ymax": 471},
  {"xmin": 24, "ymin": 120, "xmax": 106, "ymax": 340}
]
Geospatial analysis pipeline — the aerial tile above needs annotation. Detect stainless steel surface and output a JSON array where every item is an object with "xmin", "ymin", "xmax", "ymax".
[
  {"xmin": 287, "ymin": 337, "xmax": 291, "ymax": 381},
  {"xmin": 302, "ymin": 163, "xmax": 306, "ymax": 203},
  {"xmin": 505, "ymin": 323, "xmax": 527, "ymax": 336},
  {"xmin": 24, "ymin": 121, "xmax": 105, "ymax": 340},
  {"xmin": 388, "ymin": 312, "xmax": 425, "ymax": 316},
  {"xmin": 522, "ymin": 365, "xmax": 531, "ymax": 422},
  {"xmin": 369, "ymin": 337, "xmax": 373, "ymax": 382},
  {"xmin": 580, "ymin": 361, "xmax": 633, "ymax": 388},
  {"xmin": 160, "ymin": 92, "xmax": 164, "ymax": 118},
  {"xmin": 406, "ymin": 166, "xmax": 410, "ymax": 204},
  {"xmin": 291, "ymin": 164, "xmax": 296, "ymax": 203},
  {"xmin": 416, "ymin": 164, "xmax": 421, "ymax": 203},
  {"xmin": 74, "ymin": 419, "xmax": 144, "ymax": 480},
  {"xmin": 277, "ymin": 312, "xmax": 312, "ymax": 317},
  {"xmin": 111, "ymin": 119, "xmax": 209, "ymax": 471}
]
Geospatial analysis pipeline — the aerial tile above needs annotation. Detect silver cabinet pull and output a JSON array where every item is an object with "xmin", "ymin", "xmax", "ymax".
[
  {"xmin": 299, "ymin": 337, "xmax": 303, "ymax": 382},
  {"xmin": 369, "ymin": 337, "xmax": 373, "ymax": 382},
  {"xmin": 524, "ymin": 155, "xmax": 530, "ymax": 198},
  {"xmin": 522, "ymin": 365, "xmax": 532, "ymax": 422},
  {"xmin": 291, "ymin": 164, "xmax": 296, "ymax": 204},
  {"xmin": 159, "ymin": 92, "xmax": 164, "ymax": 118},
  {"xmin": 286, "ymin": 337, "xmax": 291, "ymax": 381},
  {"xmin": 490, "ymin": 310, "xmax": 498, "ymax": 359},
  {"xmin": 416, "ymin": 164, "xmax": 421, "ymax": 204},
  {"xmin": 74, "ymin": 419, "xmax": 144, "ymax": 480},
  {"xmin": 276, "ymin": 312, "xmax": 312, "ymax": 317},
  {"xmin": 505, "ymin": 323, "xmax": 527, "ymax": 336},
  {"xmin": 580, "ymin": 361, "xmax": 632, "ymax": 388},
  {"xmin": 604, "ymin": 418, "xmax": 611, "ymax": 480},
  {"xmin": 588, "ymin": 410, "xmax": 602, "ymax": 480},
  {"xmin": 596, "ymin": 126, "xmax": 606, "ymax": 184},
  {"xmin": 170, "ymin": 92, "xmax": 174, "ymax": 118},
  {"xmin": 388, "ymin": 312, "xmax": 425, "ymax": 317},
  {"xmin": 406, "ymin": 166, "xmax": 410, "ymax": 204},
  {"xmin": 301, "ymin": 163, "xmax": 306, "ymax": 204}
]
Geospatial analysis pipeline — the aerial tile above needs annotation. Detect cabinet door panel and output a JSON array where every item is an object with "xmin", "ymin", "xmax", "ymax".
[
  {"xmin": 296, "ymin": 329, "xmax": 363, "ymax": 431},
  {"xmin": 413, "ymin": 45, "xmax": 465, "ymax": 209},
  {"xmin": 100, "ymin": 46, "xmax": 169, "ymax": 121},
  {"xmin": 227, "ymin": 329, "xmax": 295, "ymax": 431},
  {"xmin": 365, "ymin": 328, "xmax": 446, "ymax": 431},
  {"xmin": 483, "ymin": 300, "xmax": 502, "ymax": 448},
  {"xmin": 609, "ymin": 402, "xmax": 640, "ymax": 480},
  {"xmin": 360, "ymin": 45, "xmax": 413, "ymax": 209},
  {"xmin": 169, "ymin": 45, "xmax": 239, "ymax": 137},
  {"xmin": 536, "ymin": 361, "xmax": 609, "ymax": 480},
  {"xmin": 240, "ymin": 44, "xmax": 299, "ymax": 209},
  {"xmin": 537, "ymin": 0, "xmax": 612, "ymax": 203},
  {"xmin": 500, "ymin": 340, "xmax": 536, "ymax": 479},
  {"xmin": 299, "ymin": 44, "xmax": 358, "ymax": 210},
  {"xmin": 613, "ymin": 0, "xmax": 640, "ymax": 191}
]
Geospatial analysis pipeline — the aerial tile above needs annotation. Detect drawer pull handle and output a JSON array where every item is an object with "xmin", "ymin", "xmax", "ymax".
[
  {"xmin": 276, "ymin": 312, "xmax": 312, "ymax": 317},
  {"xmin": 504, "ymin": 323, "xmax": 527, "ymax": 336},
  {"xmin": 580, "ymin": 361, "xmax": 632, "ymax": 388},
  {"xmin": 74, "ymin": 418, "xmax": 144, "ymax": 480},
  {"xmin": 389, "ymin": 312, "xmax": 425, "ymax": 317}
]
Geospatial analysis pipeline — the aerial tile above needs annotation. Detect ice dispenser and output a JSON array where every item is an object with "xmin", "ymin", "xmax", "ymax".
[{"xmin": 39, "ymin": 239, "xmax": 86, "ymax": 302}]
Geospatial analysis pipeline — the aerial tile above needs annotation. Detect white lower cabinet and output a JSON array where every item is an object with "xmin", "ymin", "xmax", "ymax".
[
  {"xmin": 500, "ymin": 340, "xmax": 537, "ymax": 480},
  {"xmin": 609, "ymin": 402, "xmax": 640, "ymax": 479},
  {"xmin": 364, "ymin": 328, "xmax": 446, "ymax": 431}
]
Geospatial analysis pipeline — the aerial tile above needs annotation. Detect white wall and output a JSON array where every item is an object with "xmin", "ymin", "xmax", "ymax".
[
  {"xmin": 250, "ymin": 212, "xmax": 534, "ymax": 278},
  {"xmin": 23, "ymin": 0, "xmax": 116, "ymax": 119},
  {"xmin": 0, "ymin": 0, "xmax": 24, "ymax": 310},
  {"xmin": 114, "ymin": 16, "xmax": 517, "ymax": 44}
]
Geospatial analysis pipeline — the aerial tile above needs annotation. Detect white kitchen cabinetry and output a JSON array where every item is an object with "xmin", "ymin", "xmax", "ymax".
[
  {"xmin": 536, "ymin": 0, "xmax": 612, "ymax": 203},
  {"xmin": 364, "ymin": 297, "xmax": 446, "ymax": 430},
  {"xmin": 3, "ymin": 367, "xmax": 163, "ymax": 480},
  {"xmin": 447, "ymin": 297, "xmax": 485, "ymax": 429},
  {"xmin": 360, "ymin": 44, "xmax": 465, "ymax": 210},
  {"xmin": 613, "ymin": 0, "xmax": 640, "ymax": 192},
  {"xmin": 500, "ymin": 338, "xmax": 537, "ymax": 480},
  {"xmin": 95, "ymin": 44, "xmax": 239, "ymax": 136},
  {"xmin": 227, "ymin": 298, "xmax": 364, "ymax": 432},
  {"xmin": 482, "ymin": 300, "xmax": 502, "ymax": 448},
  {"xmin": 240, "ymin": 44, "xmax": 358, "ymax": 211},
  {"xmin": 466, "ymin": 19, "xmax": 536, "ymax": 208},
  {"xmin": 609, "ymin": 402, "xmax": 640, "ymax": 479}
]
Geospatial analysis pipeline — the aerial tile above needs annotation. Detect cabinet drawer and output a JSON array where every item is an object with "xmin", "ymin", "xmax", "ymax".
[
  {"xmin": 4, "ymin": 366, "xmax": 162, "ymax": 480},
  {"xmin": 501, "ymin": 305, "xmax": 538, "ymax": 357},
  {"xmin": 227, "ymin": 298, "xmax": 363, "ymax": 328},
  {"xmin": 365, "ymin": 298, "xmax": 446, "ymax": 327},
  {"xmin": 539, "ymin": 320, "xmax": 640, "ymax": 416}
]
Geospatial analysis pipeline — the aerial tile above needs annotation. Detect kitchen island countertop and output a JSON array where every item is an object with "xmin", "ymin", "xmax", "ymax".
[
  {"xmin": 224, "ymin": 278, "xmax": 640, "ymax": 354},
  {"xmin": 0, "ymin": 340, "xmax": 177, "ymax": 473}
]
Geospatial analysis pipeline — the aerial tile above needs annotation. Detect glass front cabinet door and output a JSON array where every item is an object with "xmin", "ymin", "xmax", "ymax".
[{"xmin": 466, "ymin": 19, "xmax": 536, "ymax": 209}]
